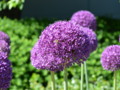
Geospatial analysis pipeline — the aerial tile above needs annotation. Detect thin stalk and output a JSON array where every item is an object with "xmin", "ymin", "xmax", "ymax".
[
  {"xmin": 51, "ymin": 71, "xmax": 55, "ymax": 90},
  {"xmin": 64, "ymin": 68, "xmax": 68, "ymax": 90},
  {"xmin": 84, "ymin": 62, "xmax": 89, "ymax": 90},
  {"xmin": 113, "ymin": 71, "xmax": 117, "ymax": 90},
  {"xmin": 81, "ymin": 64, "xmax": 84, "ymax": 90}
]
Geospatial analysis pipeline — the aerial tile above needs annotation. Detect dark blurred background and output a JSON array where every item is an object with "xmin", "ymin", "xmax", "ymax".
[
  {"xmin": 22, "ymin": 0, "xmax": 120, "ymax": 19},
  {"xmin": 0, "ymin": 0, "xmax": 120, "ymax": 19}
]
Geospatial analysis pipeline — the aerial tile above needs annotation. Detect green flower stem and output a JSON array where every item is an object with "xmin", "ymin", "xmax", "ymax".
[
  {"xmin": 51, "ymin": 71, "xmax": 56, "ymax": 90},
  {"xmin": 84, "ymin": 62, "xmax": 89, "ymax": 90},
  {"xmin": 113, "ymin": 71, "xmax": 117, "ymax": 90},
  {"xmin": 81, "ymin": 63, "xmax": 84, "ymax": 90},
  {"xmin": 64, "ymin": 68, "xmax": 68, "ymax": 90}
]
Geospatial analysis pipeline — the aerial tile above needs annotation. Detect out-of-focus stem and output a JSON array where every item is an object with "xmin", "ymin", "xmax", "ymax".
[
  {"xmin": 51, "ymin": 71, "xmax": 56, "ymax": 90},
  {"xmin": 81, "ymin": 64, "xmax": 84, "ymax": 90},
  {"xmin": 64, "ymin": 68, "xmax": 68, "ymax": 90},
  {"xmin": 113, "ymin": 71, "xmax": 117, "ymax": 90},
  {"xmin": 84, "ymin": 62, "xmax": 89, "ymax": 90}
]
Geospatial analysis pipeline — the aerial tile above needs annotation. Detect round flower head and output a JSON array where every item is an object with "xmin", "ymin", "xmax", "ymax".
[
  {"xmin": 0, "ymin": 59, "xmax": 12, "ymax": 88},
  {"xmin": 0, "ymin": 40, "xmax": 10, "ymax": 59},
  {"xmin": 0, "ymin": 31, "xmax": 10, "ymax": 45},
  {"xmin": 31, "ymin": 21, "xmax": 90, "ymax": 71},
  {"xmin": 70, "ymin": 10, "xmax": 96, "ymax": 31},
  {"xmin": 79, "ymin": 26, "xmax": 98, "ymax": 52},
  {"xmin": 101, "ymin": 45, "xmax": 120, "ymax": 71}
]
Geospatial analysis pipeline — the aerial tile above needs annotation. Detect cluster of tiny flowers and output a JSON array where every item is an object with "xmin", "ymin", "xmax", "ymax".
[
  {"xmin": 70, "ymin": 10, "xmax": 96, "ymax": 31},
  {"xmin": 0, "ymin": 31, "xmax": 10, "ymax": 45},
  {"xmin": 69, "ymin": 10, "xmax": 97, "ymax": 52},
  {"xmin": 0, "ymin": 40, "xmax": 10, "ymax": 59},
  {"xmin": 0, "ymin": 59, "xmax": 12, "ymax": 88},
  {"xmin": 0, "ymin": 31, "xmax": 12, "ymax": 88},
  {"xmin": 31, "ymin": 21, "xmax": 91, "ymax": 71},
  {"xmin": 101, "ymin": 45, "xmax": 120, "ymax": 71},
  {"xmin": 79, "ymin": 26, "xmax": 98, "ymax": 52}
]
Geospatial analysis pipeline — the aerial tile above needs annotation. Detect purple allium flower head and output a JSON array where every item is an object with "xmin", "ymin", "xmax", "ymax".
[
  {"xmin": 70, "ymin": 10, "xmax": 97, "ymax": 31},
  {"xmin": 31, "ymin": 21, "xmax": 91, "ymax": 71},
  {"xmin": 0, "ymin": 59, "xmax": 12, "ymax": 88},
  {"xmin": 0, "ymin": 31, "xmax": 10, "ymax": 45},
  {"xmin": 79, "ymin": 26, "xmax": 98, "ymax": 52},
  {"xmin": 101, "ymin": 45, "xmax": 120, "ymax": 71},
  {"xmin": 0, "ymin": 40, "xmax": 10, "ymax": 59}
]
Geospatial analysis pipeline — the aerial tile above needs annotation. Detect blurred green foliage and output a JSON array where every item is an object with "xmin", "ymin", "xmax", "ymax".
[
  {"xmin": 0, "ymin": 17, "xmax": 120, "ymax": 90},
  {"xmin": 0, "ymin": 0, "xmax": 25, "ymax": 11}
]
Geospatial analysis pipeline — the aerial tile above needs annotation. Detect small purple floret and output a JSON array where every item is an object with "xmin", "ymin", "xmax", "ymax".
[
  {"xmin": 0, "ymin": 40, "xmax": 10, "ymax": 59},
  {"xmin": 101, "ymin": 45, "xmax": 120, "ymax": 71},
  {"xmin": 0, "ymin": 59, "xmax": 12, "ymax": 88},
  {"xmin": 31, "ymin": 21, "xmax": 91, "ymax": 71},
  {"xmin": 79, "ymin": 27, "xmax": 98, "ymax": 52},
  {"xmin": 0, "ymin": 31, "xmax": 10, "ymax": 45},
  {"xmin": 70, "ymin": 10, "xmax": 96, "ymax": 31}
]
